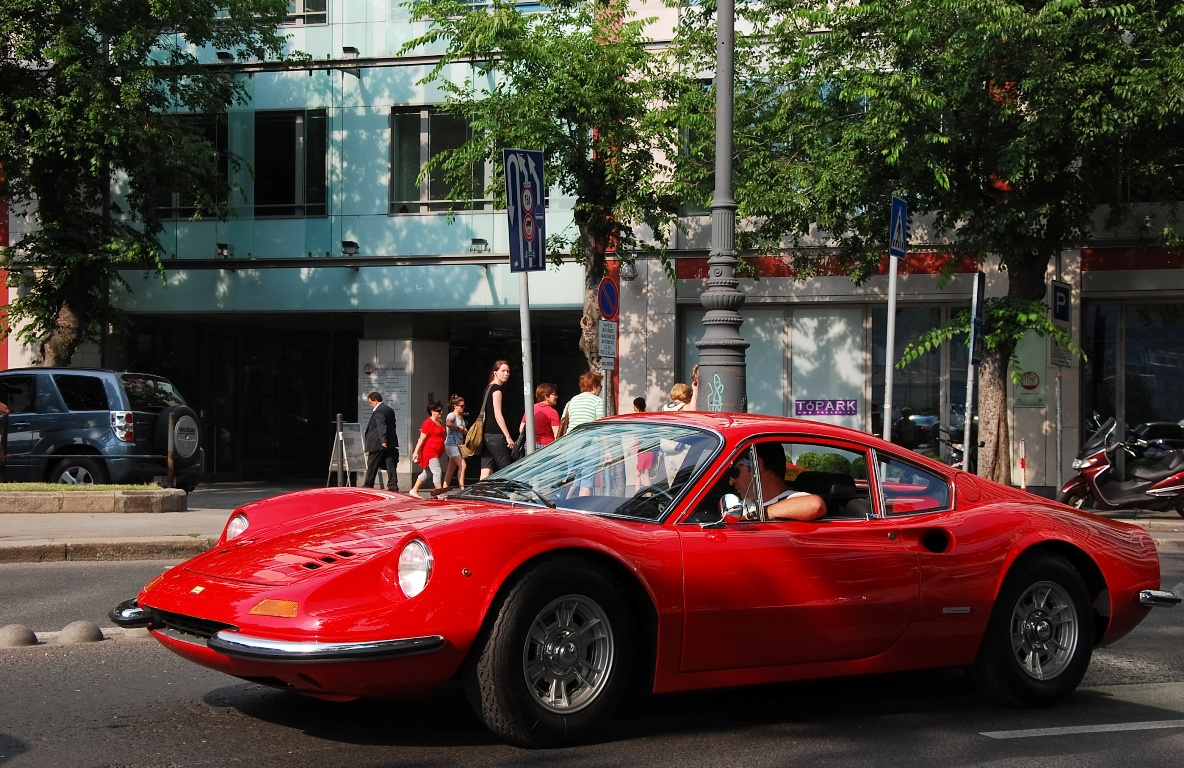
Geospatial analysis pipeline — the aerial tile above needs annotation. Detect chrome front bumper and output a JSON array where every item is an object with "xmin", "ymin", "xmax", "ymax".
[
  {"xmin": 1139, "ymin": 589, "xmax": 1182, "ymax": 607},
  {"xmin": 207, "ymin": 631, "xmax": 445, "ymax": 662},
  {"xmin": 111, "ymin": 596, "xmax": 445, "ymax": 662}
]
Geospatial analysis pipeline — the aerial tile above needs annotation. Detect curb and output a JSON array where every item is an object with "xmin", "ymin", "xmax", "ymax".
[
  {"xmin": 0, "ymin": 489, "xmax": 188, "ymax": 514},
  {"xmin": 0, "ymin": 538, "xmax": 217, "ymax": 563}
]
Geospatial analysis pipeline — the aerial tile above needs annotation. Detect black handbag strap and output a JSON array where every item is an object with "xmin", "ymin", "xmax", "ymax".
[{"xmin": 477, "ymin": 384, "xmax": 494, "ymax": 422}]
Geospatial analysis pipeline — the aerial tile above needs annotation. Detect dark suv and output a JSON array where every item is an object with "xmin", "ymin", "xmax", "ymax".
[{"xmin": 0, "ymin": 368, "xmax": 203, "ymax": 490}]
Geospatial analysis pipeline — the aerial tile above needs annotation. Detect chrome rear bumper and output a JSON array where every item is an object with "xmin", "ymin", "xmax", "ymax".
[{"xmin": 1139, "ymin": 589, "xmax": 1182, "ymax": 607}]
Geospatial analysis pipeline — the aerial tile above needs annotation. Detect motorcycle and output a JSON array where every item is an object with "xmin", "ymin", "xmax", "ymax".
[{"xmin": 1058, "ymin": 416, "xmax": 1184, "ymax": 517}]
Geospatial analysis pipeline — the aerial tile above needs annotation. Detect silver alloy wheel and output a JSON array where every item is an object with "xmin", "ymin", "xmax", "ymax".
[
  {"xmin": 522, "ymin": 594, "xmax": 615, "ymax": 714},
  {"xmin": 58, "ymin": 465, "xmax": 95, "ymax": 485},
  {"xmin": 1008, "ymin": 579, "xmax": 1080, "ymax": 680}
]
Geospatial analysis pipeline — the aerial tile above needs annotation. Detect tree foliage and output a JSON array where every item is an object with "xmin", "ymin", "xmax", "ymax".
[
  {"xmin": 402, "ymin": 0, "xmax": 695, "ymax": 371},
  {"xmin": 676, "ymin": 0, "xmax": 1184, "ymax": 481},
  {"xmin": 0, "ymin": 0, "xmax": 291, "ymax": 364}
]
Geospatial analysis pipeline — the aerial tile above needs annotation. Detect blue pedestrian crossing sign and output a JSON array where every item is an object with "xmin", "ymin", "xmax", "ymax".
[
  {"xmin": 889, "ymin": 196, "xmax": 908, "ymax": 259},
  {"xmin": 504, "ymin": 149, "xmax": 547, "ymax": 273}
]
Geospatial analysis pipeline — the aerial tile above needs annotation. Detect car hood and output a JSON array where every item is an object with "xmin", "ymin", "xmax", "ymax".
[{"xmin": 183, "ymin": 496, "xmax": 496, "ymax": 587}]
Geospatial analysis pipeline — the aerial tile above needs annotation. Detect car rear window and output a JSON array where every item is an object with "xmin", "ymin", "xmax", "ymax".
[
  {"xmin": 53, "ymin": 374, "xmax": 111, "ymax": 411},
  {"xmin": 121, "ymin": 375, "xmax": 186, "ymax": 412}
]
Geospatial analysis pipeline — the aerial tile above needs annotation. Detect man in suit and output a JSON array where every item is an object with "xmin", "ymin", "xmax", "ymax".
[{"xmin": 363, "ymin": 391, "xmax": 399, "ymax": 491}]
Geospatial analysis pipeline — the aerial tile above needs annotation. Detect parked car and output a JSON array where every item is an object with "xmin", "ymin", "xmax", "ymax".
[
  {"xmin": 0, "ymin": 368, "xmax": 203, "ymax": 490},
  {"xmin": 112, "ymin": 412, "xmax": 1174, "ymax": 746}
]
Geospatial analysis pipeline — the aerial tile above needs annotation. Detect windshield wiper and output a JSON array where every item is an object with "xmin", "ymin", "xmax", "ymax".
[{"xmin": 471, "ymin": 478, "xmax": 556, "ymax": 508}]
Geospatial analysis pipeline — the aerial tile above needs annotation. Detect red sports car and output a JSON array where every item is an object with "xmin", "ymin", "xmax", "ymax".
[{"xmin": 112, "ymin": 412, "xmax": 1178, "ymax": 747}]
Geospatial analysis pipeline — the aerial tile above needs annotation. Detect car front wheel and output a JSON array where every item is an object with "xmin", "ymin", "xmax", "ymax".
[
  {"xmin": 971, "ymin": 555, "xmax": 1093, "ymax": 707},
  {"xmin": 465, "ymin": 559, "xmax": 635, "ymax": 747}
]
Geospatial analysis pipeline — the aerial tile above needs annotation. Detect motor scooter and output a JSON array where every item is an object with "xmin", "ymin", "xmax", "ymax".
[{"xmin": 1058, "ymin": 417, "xmax": 1184, "ymax": 517}]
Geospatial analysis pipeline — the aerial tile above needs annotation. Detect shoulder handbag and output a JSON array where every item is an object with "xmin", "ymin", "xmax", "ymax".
[
  {"xmin": 556, "ymin": 402, "xmax": 570, "ymax": 439},
  {"xmin": 510, "ymin": 430, "xmax": 526, "ymax": 462},
  {"xmin": 464, "ymin": 385, "xmax": 493, "ymax": 454}
]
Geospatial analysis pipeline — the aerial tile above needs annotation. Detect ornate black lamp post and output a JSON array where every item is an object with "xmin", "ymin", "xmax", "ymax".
[{"xmin": 695, "ymin": 0, "xmax": 748, "ymax": 412}]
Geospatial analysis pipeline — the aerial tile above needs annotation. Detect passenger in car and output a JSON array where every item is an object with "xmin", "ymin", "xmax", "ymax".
[{"xmin": 730, "ymin": 442, "xmax": 826, "ymax": 521}]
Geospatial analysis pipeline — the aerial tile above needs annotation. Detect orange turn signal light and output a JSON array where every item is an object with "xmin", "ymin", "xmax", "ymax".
[{"xmin": 248, "ymin": 599, "xmax": 299, "ymax": 618}]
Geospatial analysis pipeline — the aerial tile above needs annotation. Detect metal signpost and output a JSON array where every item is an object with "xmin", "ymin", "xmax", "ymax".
[
  {"xmin": 1051, "ymin": 280, "xmax": 1072, "ymax": 484},
  {"xmin": 965, "ymin": 271, "xmax": 985, "ymax": 468},
  {"xmin": 883, "ymin": 196, "xmax": 908, "ymax": 442},
  {"xmin": 504, "ymin": 149, "xmax": 546, "ymax": 454},
  {"xmin": 598, "ymin": 276, "xmax": 619, "ymax": 414}
]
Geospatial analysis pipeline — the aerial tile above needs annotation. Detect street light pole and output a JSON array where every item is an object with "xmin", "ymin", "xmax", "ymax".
[{"xmin": 695, "ymin": 0, "xmax": 748, "ymax": 412}]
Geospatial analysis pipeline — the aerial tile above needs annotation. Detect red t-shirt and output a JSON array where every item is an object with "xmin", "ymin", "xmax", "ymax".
[
  {"xmin": 523, "ymin": 402, "xmax": 563, "ymax": 442},
  {"xmin": 420, "ymin": 417, "xmax": 446, "ymax": 460},
  {"xmin": 532, "ymin": 402, "xmax": 560, "ymax": 445}
]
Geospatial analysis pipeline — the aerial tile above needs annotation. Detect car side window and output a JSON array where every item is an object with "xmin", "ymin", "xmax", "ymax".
[
  {"xmin": 781, "ymin": 441, "xmax": 873, "ymax": 519},
  {"xmin": 53, "ymin": 374, "xmax": 111, "ymax": 412},
  {"xmin": 0, "ymin": 376, "xmax": 36, "ymax": 414},
  {"xmin": 878, "ymin": 457, "xmax": 950, "ymax": 515}
]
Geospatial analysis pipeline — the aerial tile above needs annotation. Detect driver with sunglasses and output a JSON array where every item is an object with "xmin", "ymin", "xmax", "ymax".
[{"xmin": 728, "ymin": 442, "xmax": 826, "ymax": 521}]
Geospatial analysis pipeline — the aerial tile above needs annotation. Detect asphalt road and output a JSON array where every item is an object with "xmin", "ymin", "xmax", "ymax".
[{"xmin": 1, "ymin": 555, "xmax": 1182, "ymax": 767}]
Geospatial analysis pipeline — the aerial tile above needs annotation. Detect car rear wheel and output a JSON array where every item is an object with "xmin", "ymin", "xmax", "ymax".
[
  {"xmin": 465, "ymin": 559, "xmax": 635, "ymax": 747},
  {"xmin": 51, "ymin": 457, "xmax": 109, "ymax": 486},
  {"xmin": 971, "ymin": 555, "xmax": 1093, "ymax": 707}
]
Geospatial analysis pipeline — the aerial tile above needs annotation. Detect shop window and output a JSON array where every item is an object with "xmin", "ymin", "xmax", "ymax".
[
  {"xmin": 155, "ymin": 116, "xmax": 229, "ymax": 221},
  {"xmin": 253, "ymin": 110, "xmax": 327, "ymax": 218},
  {"xmin": 872, "ymin": 306, "xmax": 945, "ymax": 456},
  {"xmin": 390, "ymin": 107, "xmax": 487, "ymax": 213},
  {"xmin": 283, "ymin": 0, "xmax": 327, "ymax": 25}
]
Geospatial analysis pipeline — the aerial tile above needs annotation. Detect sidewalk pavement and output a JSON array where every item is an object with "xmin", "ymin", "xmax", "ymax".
[{"xmin": 1, "ymin": 481, "xmax": 1183, "ymax": 563}]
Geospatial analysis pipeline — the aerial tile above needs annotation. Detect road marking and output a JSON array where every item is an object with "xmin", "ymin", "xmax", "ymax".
[{"xmin": 982, "ymin": 720, "xmax": 1184, "ymax": 739}]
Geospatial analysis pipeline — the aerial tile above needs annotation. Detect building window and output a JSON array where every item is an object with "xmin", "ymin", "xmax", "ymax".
[
  {"xmin": 283, "ymin": 1, "xmax": 327, "ymax": 25},
  {"xmin": 390, "ymin": 107, "xmax": 487, "ymax": 213},
  {"xmin": 253, "ymin": 110, "xmax": 327, "ymax": 218},
  {"xmin": 156, "ymin": 116, "xmax": 229, "ymax": 221}
]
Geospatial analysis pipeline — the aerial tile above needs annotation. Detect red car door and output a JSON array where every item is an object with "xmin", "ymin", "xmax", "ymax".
[{"xmin": 678, "ymin": 517, "xmax": 920, "ymax": 673}]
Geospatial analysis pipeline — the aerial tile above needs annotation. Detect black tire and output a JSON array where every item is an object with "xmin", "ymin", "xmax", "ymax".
[
  {"xmin": 971, "ymin": 555, "xmax": 1093, "ymax": 707},
  {"xmin": 154, "ymin": 406, "xmax": 201, "ymax": 468},
  {"xmin": 50, "ymin": 456, "xmax": 109, "ymax": 486},
  {"xmin": 465, "ymin": 559, "xmax": 636, "ymax": 747},
  {"xmin": 1058, "ymin": 490, "xmax": 1093, "ymax": 510}
]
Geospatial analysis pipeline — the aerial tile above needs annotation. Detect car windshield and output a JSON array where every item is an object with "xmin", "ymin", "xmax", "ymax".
[
  {"xmin": 455, "ymin": 420, "xmax": 722, "ymax": 521},
  {"xmin": 121, "ymin": 374, "xmax": 186, "ymax": 411}
]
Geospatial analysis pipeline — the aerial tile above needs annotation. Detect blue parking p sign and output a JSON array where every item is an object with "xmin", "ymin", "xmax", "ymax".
[{"xmin": 504, "ymin": 149, "xmax": 546, "ymax": 273}]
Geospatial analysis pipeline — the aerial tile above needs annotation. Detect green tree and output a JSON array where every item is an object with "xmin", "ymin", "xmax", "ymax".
[
  {"xmin": 403, "ymin": 0, "xmax": 692, "ymax": 372},
  {"xmin": 676, "ymin": 0, "xmax": 1184, "ymax": 483},
  {"xmin": 0, "ymin": 0, "xmax": 291, "ymax": 365}
]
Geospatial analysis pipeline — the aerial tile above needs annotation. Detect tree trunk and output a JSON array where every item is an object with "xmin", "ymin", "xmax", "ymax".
[
  {"xmin": 976, "ymin": 343, "xmax": 1013, "ymax": 484},
  {"xmin": 38, "ymin": 298, "xmax": 85, "ymax": 366},
  {"xmin": 576, "ymin": 224, "xmax": 609, "ymax": 376}
]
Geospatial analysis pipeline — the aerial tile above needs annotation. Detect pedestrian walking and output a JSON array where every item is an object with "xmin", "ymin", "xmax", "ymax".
[
  {"xmin": 522, "ymin": 382, "xmax": 561, "ymax": 450},
  {"xmin": 561, "ymin": 372, "xmax": 605, "ymax": 431},
  {"xmin": 362, "ymin": 391, "xmax": 399, "ymax": 491},
  {"xmin": 662, "ymin": 382, "xmax": 693, "ymax": 411},
  {"xmin": 409, "ymin": 400, "xmax": 447, "ymax": 496},
  {"xmin": 441, "ymin": 394, "xmax": 468, "ymax": 492},
  {"xmin": 480, "ymin": 360, "xmax": 514, "ymax": 479}
]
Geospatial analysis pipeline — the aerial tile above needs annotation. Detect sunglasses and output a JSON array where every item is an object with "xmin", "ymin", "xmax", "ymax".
[{"xmin": 728, "ymin": 457, "xmax": 753, "ymax": 479}]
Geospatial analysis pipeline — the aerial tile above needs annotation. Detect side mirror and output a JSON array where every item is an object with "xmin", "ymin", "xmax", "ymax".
[{"xmin": 703, "ymin": 493, "xmax": 754, "ymax": 529}]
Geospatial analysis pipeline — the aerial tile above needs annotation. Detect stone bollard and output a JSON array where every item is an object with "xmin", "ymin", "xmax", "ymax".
[
  {"xmin": 0, "ymin": 624, "xmax": 38, "ymax": 647},
  {"xmin": 56, "ymin": 620, "xmax": 105, "ymax": 644}
]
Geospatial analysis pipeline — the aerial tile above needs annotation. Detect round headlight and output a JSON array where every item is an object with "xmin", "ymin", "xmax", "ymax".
[
  {"xmin": 225, "ymin": 513, "xmax": 249, "ymax": 541},
  {"xmin": 397, "ymin": 538, "xmax": 433, "ymax": 598}
]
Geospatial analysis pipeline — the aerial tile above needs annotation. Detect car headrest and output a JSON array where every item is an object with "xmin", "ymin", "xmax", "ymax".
[{"xmin": 792, "ymin": 471, "xmax": 859, "ymax": 497}]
